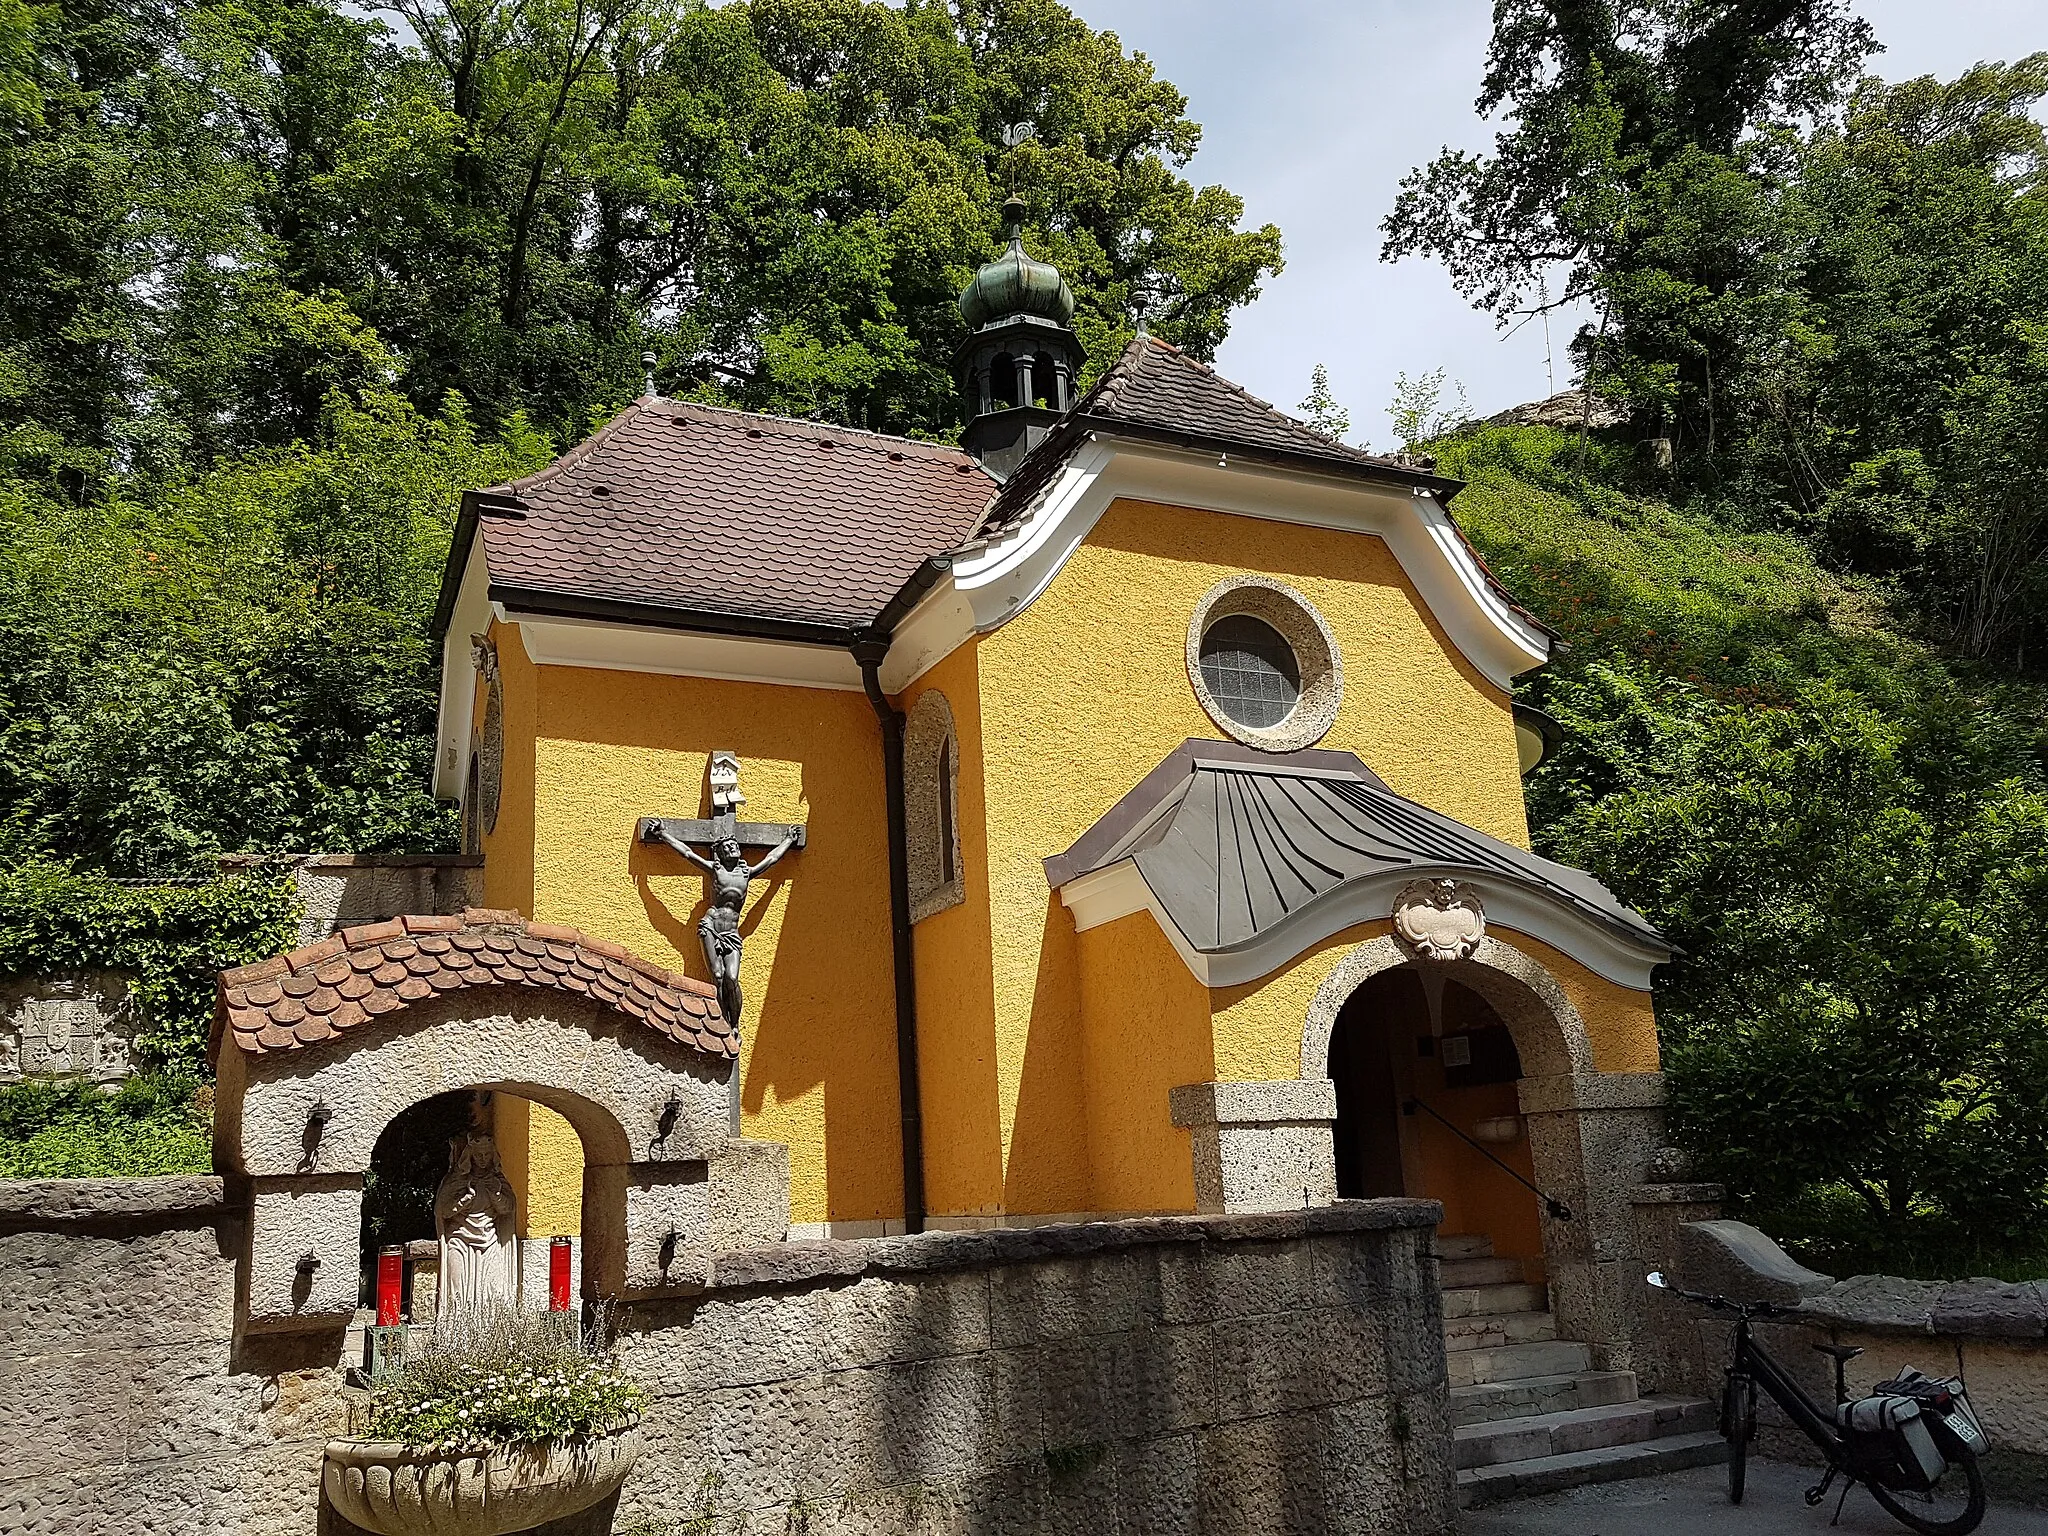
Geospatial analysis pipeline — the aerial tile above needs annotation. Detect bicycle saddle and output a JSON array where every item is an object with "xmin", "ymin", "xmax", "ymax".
[{"xmin": 1812, "ymin": 1342, "xmax": 1864, "ymax": 1363}]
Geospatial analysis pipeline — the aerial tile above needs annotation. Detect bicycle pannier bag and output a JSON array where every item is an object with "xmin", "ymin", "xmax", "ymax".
[
  {"xmin": 1837, "ymin": 1394, "xmax": 1948, "ymax": 1490},
  {"xmin": 1876, "ymin": 1368, "xmax": 1990, "ymax": 1457}
]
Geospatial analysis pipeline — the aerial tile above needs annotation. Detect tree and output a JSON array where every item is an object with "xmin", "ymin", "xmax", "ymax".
[
  {"xmin": 1297, "ymin": 364, "xmax": 1350, "ymax": 444},
  {"xmin": 0, "ymin": 390, "xmax": 549, "ymax": 877},
  {"xmin": 1379, "ymin": 1, "xmax": 1873, "ymax": 464},
  {"xmin": 0, "ymin": 0, "xmax": 1284, "ymax": 475},
  {"xmin": 1387, "ymin": 368, "xmax": 1467, "ymax": 455},
  {"xmin": 1534, "ymin": 663, "xmax": 2048, "ymax": 1268},
  {"xmin": 0, "ymin": 0, "xmax": 1284, "ymax": 883}
]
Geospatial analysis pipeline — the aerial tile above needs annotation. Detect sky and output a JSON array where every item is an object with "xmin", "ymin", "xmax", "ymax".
[{"xmin": 1070, "ymin": 0, "xmax": 2045, "ymax": 449}]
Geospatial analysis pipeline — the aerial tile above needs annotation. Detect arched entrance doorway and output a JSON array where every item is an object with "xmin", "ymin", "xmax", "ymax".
[
  {"xmin": 359, "ymin": 1088, "xmax": 591, "ymax": 1315},
  {"xmin": 1304, "ymin": 931, "xmax": 1673, "ymax": 1376},
  {"xmin": 1327, "ymin": 964, "xmax": 1540, "ymax": 1268}
]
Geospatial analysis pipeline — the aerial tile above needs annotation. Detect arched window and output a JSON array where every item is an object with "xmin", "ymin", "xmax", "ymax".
[{"xmin": 904, "ymin": 691, "xmax": 963, "ymax": 921}]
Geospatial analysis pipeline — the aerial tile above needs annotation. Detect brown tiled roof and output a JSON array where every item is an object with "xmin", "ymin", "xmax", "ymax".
[
  {"xmin": 976, "ymin": 337, "xmax": 1436, "ymax": 542},
  {"xmin": 1085, "ymin": 335, "xmax": 1420, "ymax": 468},
  {"xmin": 213, "ymin": 912, "xmax": 733, "ymax": 1062},
  {"xmin": 471, "ymin": 398, "xmax": 994, "ymax": 632},
  {"xmin": 972, "ymin": 337, "xmax": 1557, "ymax": 643}
]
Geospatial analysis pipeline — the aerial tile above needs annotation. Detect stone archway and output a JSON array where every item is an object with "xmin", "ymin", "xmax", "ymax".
[
  {"xmin": 1302, "ymin": 934, "xmax": 1593, "ymax": 1085},
  {"xmin": 211, "ymin": 910, "xmax": 790, "ymax": 1333},
  {"xmin": 1301, "ymin": 932, "xmax": 1666, "ymax": 1371}
]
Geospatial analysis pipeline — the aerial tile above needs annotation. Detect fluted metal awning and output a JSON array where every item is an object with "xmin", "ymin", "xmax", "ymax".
[{"xmin": 1045, "ymin": 740, "xmax": 1670, "ymax": 984}]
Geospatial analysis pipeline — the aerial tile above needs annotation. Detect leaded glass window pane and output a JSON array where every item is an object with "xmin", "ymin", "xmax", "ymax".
[{"xmin": 1198, "ymin": 614, "xmax": 1301, "ymax": 728}]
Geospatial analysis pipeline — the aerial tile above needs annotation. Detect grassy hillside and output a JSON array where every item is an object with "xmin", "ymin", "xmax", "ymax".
[{"xmin": 1439, "ymin": 425, "xmax": 2048, "ymax": 1278}]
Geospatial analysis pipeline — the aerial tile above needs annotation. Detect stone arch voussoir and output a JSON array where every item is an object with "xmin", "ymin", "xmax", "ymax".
[{"xmin": 1300, "ymin": 932, "xmax": 1595, "ymax": 1087}]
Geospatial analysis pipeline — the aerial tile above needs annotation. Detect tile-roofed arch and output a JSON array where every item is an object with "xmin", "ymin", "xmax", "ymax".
[{"xmin": 212, "ymin": 910, "xmax": 733, "ymax": 1063}]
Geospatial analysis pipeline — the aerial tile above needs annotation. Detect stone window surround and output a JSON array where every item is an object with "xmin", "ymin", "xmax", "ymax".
[
  {"xmin": 904, "ymin": 690, "xmax": 964, "ymax": 923},
  {"xmin": 1185, "ymin": 575, "xmax": 1344, "ymax": 752}
]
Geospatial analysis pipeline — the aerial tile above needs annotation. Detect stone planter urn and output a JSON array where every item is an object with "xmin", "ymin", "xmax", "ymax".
[{"xmin": 322, "ymin": 1423, "xmax": 642, "ymax": 1536}]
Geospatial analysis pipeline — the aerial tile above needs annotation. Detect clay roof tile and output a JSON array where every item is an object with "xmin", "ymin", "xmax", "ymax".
[
  {"xmin": 221, "ymin": 956, "xmax": 288, "ymax": 988},
  {"xmin": 286, "ymin": 935, "xmax": 347, "ymax": 973},
  {"xmin": 211, "ymin": 914, "xmax": 737, "ymax": 1065},
  {"xmin": 469, "ymin": 398, "xmax": 993, "ymax": 633},
  {"xmin": 460, "ymin": 907, "xmax": 525, "ymax": 929}
]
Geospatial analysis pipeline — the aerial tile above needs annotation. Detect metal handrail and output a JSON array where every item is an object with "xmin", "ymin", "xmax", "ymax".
[{"xmin": 1401, "ymin": 1097, "xmax": 1572, "ymax": 1221}]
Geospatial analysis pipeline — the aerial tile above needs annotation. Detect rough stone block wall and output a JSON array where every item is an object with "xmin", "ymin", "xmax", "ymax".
[
  {"xmin": 0, "ymin": 1182, "xmax": 1455, "ymax": 1536},
  {"xmin": 605, "ymin": 1205, "xmax": 1455, "ymax": 1535},
  {"xmin": 216, "ymin": 855, "xmax": 485, "ymax": 948},
  {"xmin": 1653, "ymin": 1216, "xmax": 2048, "ymax": 1504},
  {"xmin": 0, "ymin": 1178, "xmax": 351, "ymax": 1536}
]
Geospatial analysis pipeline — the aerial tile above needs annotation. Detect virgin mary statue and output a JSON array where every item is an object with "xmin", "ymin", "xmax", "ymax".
[{"xmin": 434, "ymin": 1130, "xmax": 519, "ymax": 1329}]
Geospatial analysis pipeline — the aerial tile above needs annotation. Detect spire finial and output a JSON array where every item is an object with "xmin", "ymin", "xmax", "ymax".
[
  {"xmin": 1001, "ymin": 194, "xmax": 1027, "ymax": 245},
  {"xmin": 641, "ymin": 351, "xmax": 658, "ymax": 398}
]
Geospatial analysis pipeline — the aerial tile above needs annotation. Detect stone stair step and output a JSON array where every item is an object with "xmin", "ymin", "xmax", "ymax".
[
  {"xmin": 1450, "ymin": 1369, "xmax": 1639, "ymax": 1426},
  {"xmin": 1447, "ymin": 1338, "xmax": 1592, "ymax": 1387},
  {"xmin": 1437, "ymin": 1255, "xmax": 1526, "ymax": 1288},
  {"xmin": 1453, "ymin": 1396, "xmax": 1718, "ymax": 1469},
  {"xmin": 1444, "ymin": 1309, "xmax": 1557, "ymax": 1352},
  {"xmin": 1435, "ymin": 1233, "xmax": 1495, "ymax": 1261},
  {"xmin": 1443, "ymin": 1281, "xmax": 1548, "ymax": 1320},
  {"xmin": 1455, "ymin": 1430, "xmax": 1728, "ymax": 1508}
]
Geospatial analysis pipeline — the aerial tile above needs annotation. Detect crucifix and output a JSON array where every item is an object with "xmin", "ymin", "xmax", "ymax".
[{"xmin": 636, "ymin": 752, "xmax": 805, "ymax": 1035}]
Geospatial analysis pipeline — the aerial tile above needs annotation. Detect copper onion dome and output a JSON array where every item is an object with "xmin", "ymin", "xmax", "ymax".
[{"xmin": 958, "ymin": 196, "xmax": 1075, "ymax": 329}]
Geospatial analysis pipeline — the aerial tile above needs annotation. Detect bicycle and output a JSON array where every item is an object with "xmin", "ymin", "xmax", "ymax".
[{"xmin": 1646, "ymin": 1272, "xmax": 1988, "ymax": 1534}]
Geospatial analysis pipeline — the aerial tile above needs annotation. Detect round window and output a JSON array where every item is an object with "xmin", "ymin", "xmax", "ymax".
[
  {"xmin": 1197, "ymin": 614, "xmax": 1301, "ymax": 728},
  {"xmin": 1186, "ymin": 577, "xmax": 1344, "ymax": 752}
]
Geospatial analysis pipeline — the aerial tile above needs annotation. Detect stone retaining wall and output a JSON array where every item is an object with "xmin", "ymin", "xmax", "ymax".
[
  {"xmin": 0, "ymin": 1180, "xmax": 1456, "ymax": 1535},
  {"xmin": 216, "ymin": 854, "xmax": 485, "ymax": 948}
]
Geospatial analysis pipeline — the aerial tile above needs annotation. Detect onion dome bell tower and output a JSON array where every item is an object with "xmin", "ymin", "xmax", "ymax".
[{"xmin": 957, "ymin": 196, "xmax": 1086, "ymax": 480}]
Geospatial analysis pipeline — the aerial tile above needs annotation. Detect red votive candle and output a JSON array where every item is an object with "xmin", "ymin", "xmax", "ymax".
[
  {"xmin": 375, "ymin": 1244, "xmax": 404, "ymax": 1327},
  {"xmin": 549, "ymin": 1236, "xmax": 573, "ymax": 1312}
]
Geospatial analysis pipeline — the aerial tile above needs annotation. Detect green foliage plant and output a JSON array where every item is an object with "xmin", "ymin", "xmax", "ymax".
[
  {"xmin": 0, "ymin": 862, "xmax": 300, "ymax": 1067},
  {"xmin": 0, "ymin": 1073, "xmax": 212, "ymax": 1178},
  {"xmin": 1441, "ymin": 425, "xmax": 2048, "ymax": 1275},
  {"xmin": 367, "ymin": 1303, "xmax": 644, "ymax": 1447},
  {"xmin": 1547, "ymin": 671, "xmax": 2048, "ymax": 1273},
  {"xmin": 0, "ymin": 392, "xmax": 550, "ymax": 878},
  {"xmin": 1386, "ymin": 5, "xmax": 2048, "ymax": 671},
  {"xmin": 1, "ymin": 0, "xmax": 1282, "ymax": 458},
  {"xmin": 1387, "ymin": 367, "xmax": 1468, "ymax": 455},
  {"xmin": 1298, "ymin": 364, "xmax": 1350, "ymax": 444}
]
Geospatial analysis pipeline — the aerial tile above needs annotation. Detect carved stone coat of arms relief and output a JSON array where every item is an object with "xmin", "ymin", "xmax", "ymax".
[{"xmin": 1391, "ymin": 878, "xmax": 1487, "ymax": 963}]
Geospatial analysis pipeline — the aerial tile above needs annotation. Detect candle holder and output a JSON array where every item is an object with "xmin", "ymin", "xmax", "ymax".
[{"xmin": 547, "ymin": 1236, "xmax": 573, "ymax": 1313}]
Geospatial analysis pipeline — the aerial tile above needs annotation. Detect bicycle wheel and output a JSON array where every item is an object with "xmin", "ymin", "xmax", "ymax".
[
  {"xmin": 1721, "ymin": 1372, "xmax": 1753, "ymax": 1505},
  {"xmin": 1868, "ymin": 1448, "xmax": 1986, "ymax": 1536}
]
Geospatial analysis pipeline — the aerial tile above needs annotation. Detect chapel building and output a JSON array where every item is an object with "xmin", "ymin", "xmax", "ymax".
[{"xmin": 420, "ymin": 199, "xmax": 1674, "ymax": 1364}]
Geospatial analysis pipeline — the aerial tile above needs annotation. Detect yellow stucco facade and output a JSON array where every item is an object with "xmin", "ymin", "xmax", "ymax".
[
  {"xmin": 956, "ymin": 496, "xmax": 1537, "ymax": 1215},
  {"xmin": 473, "ymin": 492, "xmax": 1662, "ymax": 1233},
  {"xmin": 477, "ymin": 621, "xmax": 903, "ymax": 1228}
]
